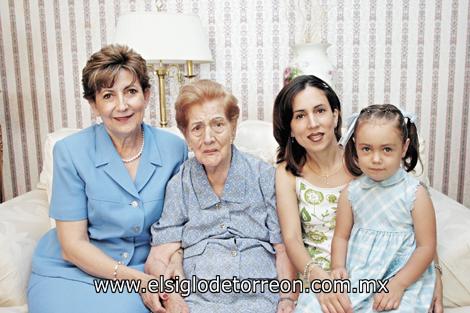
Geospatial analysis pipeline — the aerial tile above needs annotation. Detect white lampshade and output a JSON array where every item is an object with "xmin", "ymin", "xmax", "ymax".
[{"xmin": 113, "ymin": 12, "xmax": 212, "ymax": 64}]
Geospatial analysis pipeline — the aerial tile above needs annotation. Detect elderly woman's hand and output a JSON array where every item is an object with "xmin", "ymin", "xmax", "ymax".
[
  {"xmin": 165, "ymin": 249, "xmax": 185, "ymax": 279},
  {"xmin": 277, "ymin": 298, "xmax": 296, "ymax": 313},
  {"xmin": 162, "ymin": 293, "xmax": 190, "ymax": 313},
  {"xmin": 139, "ymin": 275, "xmax": 167, "ymax": 313}
]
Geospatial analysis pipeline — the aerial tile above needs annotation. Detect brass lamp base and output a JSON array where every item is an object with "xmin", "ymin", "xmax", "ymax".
[
  {"xmin": 154, "ymin": 60, "xmax": 199, "ymax": 128},
  {"xmin": 156, "ymin": 66, "xmax": 168, "ymax": 128}
]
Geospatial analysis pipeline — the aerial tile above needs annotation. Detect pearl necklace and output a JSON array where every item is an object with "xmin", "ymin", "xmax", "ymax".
[{"xmin": 121, "ymin": 130, "xmax": 144, "ymax": 163}]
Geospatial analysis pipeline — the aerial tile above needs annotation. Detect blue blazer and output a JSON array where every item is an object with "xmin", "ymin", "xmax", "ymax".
[{"xmin": 30, "ymin": 123, "xmax": 187, "ymax": 283}]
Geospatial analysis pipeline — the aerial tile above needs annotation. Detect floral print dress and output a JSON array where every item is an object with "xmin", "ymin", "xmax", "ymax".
[{"xmin": 295, "ymin": 177, "xmax": 344, "ymax": 271}]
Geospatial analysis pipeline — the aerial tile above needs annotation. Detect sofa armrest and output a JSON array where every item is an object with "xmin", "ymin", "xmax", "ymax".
[
  {"xmin": 0, "ymin": 189, "xmax": 49, "ymax": 307},
  {"xmin": 430, "ymin": 188, "xmax": 470, "ymax": 308}
]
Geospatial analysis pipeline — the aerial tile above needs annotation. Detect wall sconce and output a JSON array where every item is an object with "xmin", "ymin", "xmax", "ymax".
[{"xmin": 114, "ymin": 12, "xmax": 212, "ymax": 127}]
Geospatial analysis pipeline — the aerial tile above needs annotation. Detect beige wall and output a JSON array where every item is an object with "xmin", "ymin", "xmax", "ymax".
[{"xmin": 1, "ymin": 0, "xmax": 469, "ymax": 207}]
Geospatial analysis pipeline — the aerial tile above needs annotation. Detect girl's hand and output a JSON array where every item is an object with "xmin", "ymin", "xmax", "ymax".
[
  {"xmin": 373, "ymin": 278, "xmax": 405, "ymax": 311},
  {"xmin": 277, "ymin": 298, "xmax": 296, "ymax": 313},
  {"xmin": 331, "ymin": 267, "xmax": 349, "ymax": 280},
  {"xmin": 428, "ymin": 271, "xmax": 444, "ymax": 313}
]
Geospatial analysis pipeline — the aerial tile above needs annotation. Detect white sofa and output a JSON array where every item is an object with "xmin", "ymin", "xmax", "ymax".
[{"xmin": 1, "ymin": 121, "xmax": 469, "ymax": 312}]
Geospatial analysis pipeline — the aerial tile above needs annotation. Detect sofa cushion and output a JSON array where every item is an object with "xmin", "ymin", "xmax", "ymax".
[
  {"xmin": 2, "ymin": 122, "xmax": 470, "ymax": 310},
  {"xmin": 37, "ymin": 128, "xmax": 80, "ymax": 228},
  {"xmin": 38, "ymin": 129, "xmax": 80, "ymax": 203},
  {"xmin": 0, "ymin": 190, "xmax": 49, "ymax": 307},
  {"xmin": 0, "ymin": 225, "xmax": 36, "ymax": 306},
  {"xmin": 234, "ymin": 120, "xmax": 278, "ymax": 164},
  {"xmin": 430, "ymin": 188, "xmax": 470, "ymax": 307}
]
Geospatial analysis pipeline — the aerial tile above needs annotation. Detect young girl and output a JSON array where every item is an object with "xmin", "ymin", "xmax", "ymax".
[{"xmin": 305, "ymin": 104, "xmax": 436, "ymax": 312}]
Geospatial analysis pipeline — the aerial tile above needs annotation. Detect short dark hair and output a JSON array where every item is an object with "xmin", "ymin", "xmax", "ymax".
[
  {"xmin": 273, "ymin": 75, "xmax": 342, "ymax": 176},
  {"xmin": 174, "ymin": 79, "xmax": 239, "ymax": 134},
  {"xmin": 82, "ymin": 44, "xmax": 150, "ymax": 101},
  {"xmin": 344, "ymin": 104, "xmax": 420, "ymax": 176}
]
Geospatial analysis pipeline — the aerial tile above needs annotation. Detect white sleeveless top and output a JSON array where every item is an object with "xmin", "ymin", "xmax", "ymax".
[{"xmin": 295, "ymin": 177, "xmax": 345, "ymax": 271}]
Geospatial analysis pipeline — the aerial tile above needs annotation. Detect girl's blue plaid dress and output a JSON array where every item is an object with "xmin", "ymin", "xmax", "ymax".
[{"xmin": 295, "ymin": 168, "xmax": 435, "ymax": 313}]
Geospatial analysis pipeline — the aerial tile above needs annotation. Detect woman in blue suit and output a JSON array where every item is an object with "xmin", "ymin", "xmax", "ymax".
[{"xmin": 27, "ymin": 44, "xmax": 187, "ymax": 313}]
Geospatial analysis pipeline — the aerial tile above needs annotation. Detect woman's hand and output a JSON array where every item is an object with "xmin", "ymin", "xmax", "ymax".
[
  {"xmin": 314, "ymin": 271, "xmax": 352, "ymax": 313},
  {"xmin": 331, "ymin": 267, "xmax": 348, "ymax": 280},
  {"xmin": 373, "ymin": 278, "xmax": 405, "ymax": 311},
  {"xmin": 428, "ymin": 271, "xmax": 443, "ymax": 313},
  {"xmin": 143, "ymin": 244, "xmax": 186, "ymax": 312},
  {"xmin": 277, "ymin": 298, "xmax": 296, "ymax": 313},
  {"xmin": 162, "ymin": 292, "xmax": 190, "ymax": 313},
  {"xmin": 139, "ymin": 275, "xmax": 166, "ymax": 313},
  {"xmin": 316, "ymin": 290, "xmax": 352, "ymax": 313}
]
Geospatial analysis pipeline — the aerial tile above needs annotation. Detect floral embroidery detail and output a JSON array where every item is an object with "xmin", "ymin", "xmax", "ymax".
[
  {"xmin": 327, "ymin": 194, "xmax": 338, "ymax": 204},
  {"xmin": 307, "ymin": 230, "xmax": 328, "ymax": 243},
  {"xmin": 304, "ymin": 189, "xmax": 324, "ymax": 205},
  {"xmin": 301, "ymin": 207, "xmax": 312, "ymax": 222},
  {"xmin": 297, "ymin": 178, "xmax": 342, "ymax": 271}
]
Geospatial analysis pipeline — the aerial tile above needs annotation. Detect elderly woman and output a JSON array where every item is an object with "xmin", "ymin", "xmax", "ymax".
[
  {"xmin": 27, "ymin": 44, "xmax": 187, "ymax": 313},
  {"xmin": 146, "ymin": 80, "xmax": 296, "ymax": 313}
]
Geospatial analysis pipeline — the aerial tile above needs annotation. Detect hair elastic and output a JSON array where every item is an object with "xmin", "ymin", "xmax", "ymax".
[{"xmin": 338, "ymin": 107, "xmax": 417, "ymax": 148}]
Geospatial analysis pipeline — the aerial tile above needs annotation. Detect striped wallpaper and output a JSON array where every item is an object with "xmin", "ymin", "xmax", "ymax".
[{"xmin": 0, "ymin": 0, "xmax": 469, "ymax": 207}]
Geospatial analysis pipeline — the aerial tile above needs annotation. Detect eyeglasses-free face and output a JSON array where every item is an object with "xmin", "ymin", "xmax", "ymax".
[
  {"xmin": 290, "ymin": 86, "xmax": 338, "ymax": 154},
  {"xmin": 185, "ymin": 100, "xmax": 235, "ymax": 173},
  {"xmin": 355, "ymin": 119, "xmax": 410, "ymax": 182},
  {"xmin": 90, "ymin": 69, "xmax": 149, "ymax": 142}
]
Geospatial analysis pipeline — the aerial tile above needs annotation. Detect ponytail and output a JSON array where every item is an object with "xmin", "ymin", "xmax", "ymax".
[{"xmin": 402, "ymin": 119, "xmax": 420, "ymax": 172}]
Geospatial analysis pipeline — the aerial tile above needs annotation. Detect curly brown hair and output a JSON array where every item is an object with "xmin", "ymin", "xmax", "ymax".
[{"xmin": 174, "ymin": 80, "xmax": 239, "ymax": 134}]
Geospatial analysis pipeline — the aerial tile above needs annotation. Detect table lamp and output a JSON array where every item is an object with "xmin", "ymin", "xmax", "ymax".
[{"xmin": 114, "ymin": 12, "xmax": 212, "ymax": 127}]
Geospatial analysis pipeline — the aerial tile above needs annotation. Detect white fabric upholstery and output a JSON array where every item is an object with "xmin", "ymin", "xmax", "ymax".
[
  {"xmin": 37, "ymin": 128, "xmax": 81, "ymax": 203},
  {"xmin": 0, "ymin": 306, "xmax": 27, "ymax": 313},
  {"xmin": 431, "ymin": 188, "xmax": 470, "ymax": 307},
  {"xmin": 0, "ymin": 122, "xmax": 469, "ymax": 312},
  {"xmin": 0, "ymin": 190, "xmax": 49, "ymax": 307},
  {"xmin": 234, "ymin": 120, "xmax": 278, "ymax": 164}
]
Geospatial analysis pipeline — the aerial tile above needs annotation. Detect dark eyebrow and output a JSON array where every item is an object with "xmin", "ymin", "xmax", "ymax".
[
  {"xmin": 293, "ymin": 104, "xmax": 326, "ymax": 113},
  {"xmin": 124, "ymin": 83, "xmax": 138, "ymax": 90},
  {"xmin": 356, "ymin": 143, "xmax": 398, "ymax": 147}
]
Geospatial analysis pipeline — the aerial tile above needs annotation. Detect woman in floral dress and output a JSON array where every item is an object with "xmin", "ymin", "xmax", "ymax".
[{"xmin": 273, "ymin": 75, "xmax": 354, "ymax": 312}]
